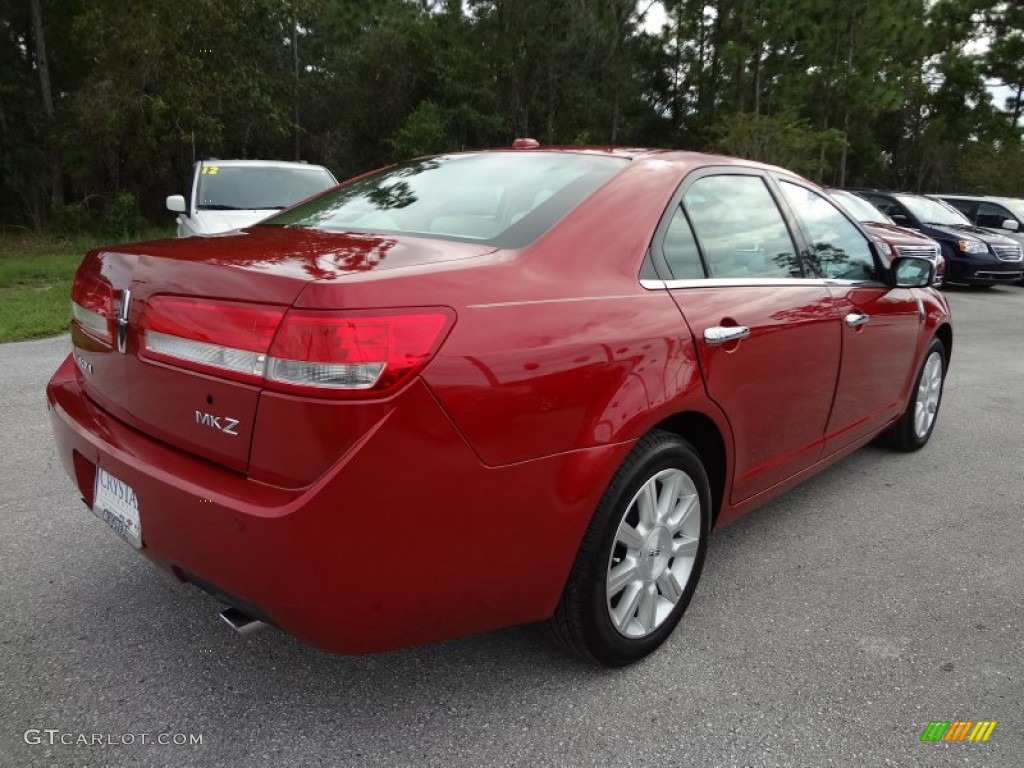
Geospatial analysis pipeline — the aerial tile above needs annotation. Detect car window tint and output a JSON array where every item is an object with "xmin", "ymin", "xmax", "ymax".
[
  {"xmin": 662, "ymin": 206, "xmax": 706, "ymax": 279},
  {"xmin": 197, "ymin": 167, "xmax": 336, "ymax": 210},
  {"xmin": 781, "ymin": 182, "xmax": 876, "ymax": 281},
  {"xmin": 863, "ymin": 194, "xmax": 905, "ymax": 220},
  {"xmin": 976, "ymin": 202, "xmax": 1012, "ymax": 229},
  {"xmin": 943, "ymin": 198, "xmax": 976, "ymax": 219},
  {"xmin": 263, "ymin": 152, "xmax": 629, "ymax": 249},
  {"xmin": 683, "ymin": 176, "xmax": 799, "ymax": 278}
]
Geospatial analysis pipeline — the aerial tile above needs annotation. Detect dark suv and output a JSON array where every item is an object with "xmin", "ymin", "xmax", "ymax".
[{"xmin": 852, "ymin": 190, "xmax": 1023, "ymax": 286}]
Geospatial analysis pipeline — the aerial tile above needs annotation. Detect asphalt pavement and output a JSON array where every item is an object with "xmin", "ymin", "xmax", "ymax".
[{"xmin": 1, "ymin": 286, "xmax": 1021, "ymax": 768}]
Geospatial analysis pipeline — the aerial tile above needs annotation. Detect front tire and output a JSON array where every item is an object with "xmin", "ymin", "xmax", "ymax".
[
  {"xmin": 879, "ymin": 337, "xmax": 946, "ymax": 451},
  {"xmin": 544, "ymin": 430, "xmax": 711, "ymax": 666}
]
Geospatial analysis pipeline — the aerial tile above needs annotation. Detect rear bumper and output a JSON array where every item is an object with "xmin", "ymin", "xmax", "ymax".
[{"xmin": 47, "ymin": 355, "xmax": 626, "ymax": 653}]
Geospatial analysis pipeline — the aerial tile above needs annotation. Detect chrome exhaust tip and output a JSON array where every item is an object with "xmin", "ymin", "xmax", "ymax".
[{"xmin": 219, "ymin": 607, "xmax": 268, "ymax": 636}]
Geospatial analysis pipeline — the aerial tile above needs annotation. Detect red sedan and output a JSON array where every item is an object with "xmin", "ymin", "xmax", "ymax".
[{"xmin": 48, "ymin": 147, "xmax": 951, "ymax": 665}]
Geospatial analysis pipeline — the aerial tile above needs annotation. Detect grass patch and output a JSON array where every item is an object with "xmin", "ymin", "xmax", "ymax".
[{"xmin": 0, "ymin": 229, "xmax": 173, "ymax": 343}]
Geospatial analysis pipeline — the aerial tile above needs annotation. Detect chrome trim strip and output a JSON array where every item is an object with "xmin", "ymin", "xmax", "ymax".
[
  {"xmin": 468, "ymin": 294, "xmax": 648, "ymax": 309},
  {"xmin": 117, "ymin": 289, "xmax": 131, "ymax": 354},
  {"xmin": 641, "ymin": 277, "xmax": 876, "ymax": 290}
]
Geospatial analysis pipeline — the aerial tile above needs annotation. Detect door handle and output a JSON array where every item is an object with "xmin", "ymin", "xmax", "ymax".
[
  {"xmin": 704, "ymin": 325, "xmax": 750, "ymax": 345},
  {"xmin": 844, "ymin": 312, "xmax": 870, "ymax": 328}
]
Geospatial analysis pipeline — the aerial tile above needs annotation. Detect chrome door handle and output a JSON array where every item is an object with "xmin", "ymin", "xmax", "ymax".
[
  {"xmin": 704, "ymin": 326, "xmax": 750, "ymax": 345},
  {"xmin": 844, "ymin": 312, "xmax": 870, "ymax": 328}
]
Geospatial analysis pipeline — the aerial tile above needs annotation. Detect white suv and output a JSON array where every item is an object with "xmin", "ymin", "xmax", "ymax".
[{"xmin": 167, "ymin": 159, "xmax": 337, "ymax": 237}]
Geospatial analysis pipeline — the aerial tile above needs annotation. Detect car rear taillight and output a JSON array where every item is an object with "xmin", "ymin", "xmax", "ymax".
[
  {"xmin": 139, "ymin": 296, "xmax": 453, "ymax": 397},
  {"xmin": 70, "ymin": 269, "xmax": 115, "ymax": 345},
  {"xmin": 140, "ymin": 297, "xmax": 286, "ymax": 384},
  {"xmin": 265, "ymin": 310, "xmax": 453, "ymax": 397}
]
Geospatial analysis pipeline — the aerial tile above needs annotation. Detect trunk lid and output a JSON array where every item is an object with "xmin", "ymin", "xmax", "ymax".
[{"xmin": 70, "ymin": 228, "xmax": 488, "ymax": 473}]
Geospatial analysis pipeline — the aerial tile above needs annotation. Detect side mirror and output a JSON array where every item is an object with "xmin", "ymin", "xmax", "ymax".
[
  {"xmin": 891, "ymin": 256, "xmax": 934, "ymax": 288},
  {"xmin": 1001, "ymin": 218, "xmax": 1020, "ymax": 232},
  {"xmin": 166, "ymin": 194, "xmax": 187, "ymax": 214},
  {"xmin": 890, "ymin": 213, "xmax": 909, "ymax": 225}
]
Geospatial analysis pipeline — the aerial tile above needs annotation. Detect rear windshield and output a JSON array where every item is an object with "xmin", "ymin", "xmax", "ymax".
[
  {"xmin": 197, "ymin": 165, "xmax": 336, "ymax": 211},
  {"xmin": 830, "ymin": 190, "xmax": 892, "ymax": 224},
  {"xmin": 262, "ymin": 152, "xmax": 629, "ymax": 248}
]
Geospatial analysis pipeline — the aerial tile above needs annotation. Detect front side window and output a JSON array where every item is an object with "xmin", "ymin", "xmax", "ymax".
[
  {"xmin": 682, "ymin": 175, "xmax": 799, "ymax": 279},
  {"xmin": 263, "ymin": 152, "xmax": 628, "ymax": 248},
  {"xmin": 781, "ymin": 182, "xmax": 876, "ymax": 281},
  {"xmin": 976, "ymin": 202, "xmax": 1014, "ymax": 229}
]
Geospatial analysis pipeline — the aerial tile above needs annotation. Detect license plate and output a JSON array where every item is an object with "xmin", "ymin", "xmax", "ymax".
[{"xmin": 93, "ymin": 466, "xmax": 142, "ymax": 549}]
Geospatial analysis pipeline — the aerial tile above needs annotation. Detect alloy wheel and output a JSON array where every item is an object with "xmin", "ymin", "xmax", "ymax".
[
  {"xmin": 605, "ymin": 468, "xmax": 701, "ymax": 639},
  {"xmin": 914, "ymin": 350, "xmax": 943, "ymax": 439}
]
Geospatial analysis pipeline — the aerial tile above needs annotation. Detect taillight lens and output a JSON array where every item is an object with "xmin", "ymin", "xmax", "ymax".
[
  {"xmin": 140, "ymin": 297, "xmax": 286, "ymax": 384},
  {"xmin": 71, "ymin": 269, "xmax": 115, "ymax": 344},
  {"xmin": 266, "ymin": 310, "xmax": 453, "ymax": 396},
  {"xmin": 139, "ymin": 296, "xmax": 453, "ymax": 397}
]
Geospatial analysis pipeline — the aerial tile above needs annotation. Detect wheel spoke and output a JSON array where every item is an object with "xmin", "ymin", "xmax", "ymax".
[
  {"xmin": 656, "ymin": 472, "xmax": 684, "ymax": 524},
  {"xmin": 615, "ymin": 522, "xmax": 644, "ymax": 550},
  {"xmin": 656, "ymin": 569, "xmax": 683, "ymax": 604},
  {"xmin": 637, "ymin": 481, "xmax": 658, "ymax": 528},
  {"xmin": 612, "ymin": 583, "xmax": 643, "ymax": 631},
  {"xmin": 666, "ymin": 493, "xmax": 698, "ymax": 534},
  {"xmin": 607, "ymin": 558, "xmax": 641, "ymax": 596},
  {"xmin": 671, "ymin": 535, "xmax": 699, "ymax": 559},
  {"xmin": 637, "ymin": 584, "xmax": 658, "ymax": 633}
]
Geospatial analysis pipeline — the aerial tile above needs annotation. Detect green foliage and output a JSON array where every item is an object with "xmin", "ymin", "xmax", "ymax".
[
  {"xmin": 48, "ymin": 200, "xmax": 95, "ymax": 237},
  {"xmin": 715, "ymin": 112, "xmax": 847, "ymax": 179},
  {"xmin": 1, "ymin": 0, "xmax": 1022, "ymax": 236},
  {"xmin": 391, "ymin": 102, "xmax": 452, "ymax": 160},
  {"xmin": 102, "ymin": 192, "xmax": 143, "ymax": 240}
]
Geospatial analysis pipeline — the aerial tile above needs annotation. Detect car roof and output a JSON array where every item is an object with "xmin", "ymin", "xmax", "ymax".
[
  {"xmin": 932, "ymin": 193, "xmax": 1022, "ymax": 205},
  {"xmin": 199, "ymin": 159, "xmax": 332, "ymax": 171},
  {"xmin": 444, "ymin": 146, "xmax": 808, "ymax": 181}
]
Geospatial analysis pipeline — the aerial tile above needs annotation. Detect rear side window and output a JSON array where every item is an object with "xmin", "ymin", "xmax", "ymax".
[
  {"xmin": 661, "ymin": 207, "xmax": 706, "ymax": 279},
  {"xmin": 683, "ymin": 176, "xmax": 799, "ymax": 278},
  {"xmin": 780, "ymin": 182, "xmax": 876, "ymax": 281},
  {"xmin": 263, "ymin": 152, "xmax": 629, "ymax": 248}
]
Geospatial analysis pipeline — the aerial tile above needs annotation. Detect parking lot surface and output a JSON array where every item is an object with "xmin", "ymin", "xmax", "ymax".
[{"xmin": 1, "ymin": 286, "xmax": 1021, "ymax": 768}]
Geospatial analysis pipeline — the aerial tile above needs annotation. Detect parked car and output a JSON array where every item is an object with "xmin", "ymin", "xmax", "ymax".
[
  {"xmin": 50, "ymin": 147, "xmax": 950, "ymax": 666},
  {"xmin": 931, "ymin": 194, "xmax": 1024, "ymax": 258},
  {"xmin": 829, "ymin": 189, "xmax": 946, "ymax": 287},
  {"xmin": 166, "ymin": 159, "xmax": 337, "ymax": 237},
  {"xmin": 851, "ymin": 189, "xmax": 1023, "ymax": 286}
]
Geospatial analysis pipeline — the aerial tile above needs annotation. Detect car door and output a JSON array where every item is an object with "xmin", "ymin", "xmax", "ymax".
[
  {"xmin": 778, "ymin": 180, "xmax": 922, "ymax": 453},
  {"xmin": 655, "ymin": 171, "xmax": 842, "ymax": 504}
]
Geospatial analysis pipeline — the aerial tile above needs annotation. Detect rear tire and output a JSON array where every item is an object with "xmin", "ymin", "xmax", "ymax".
[
  {"xmin": 878, "ymin": 337, "xmax": 946, "ymax": 452},
  {"xmin": 544, "ymin": 430, "xmax": 711, "ymax": 666}
]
